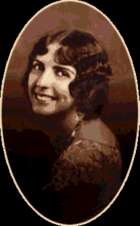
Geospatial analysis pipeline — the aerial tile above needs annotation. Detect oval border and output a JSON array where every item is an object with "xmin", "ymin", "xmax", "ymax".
[{"xmin": 0, "ymin": 1, "xmax": 139, "ymax": 225}]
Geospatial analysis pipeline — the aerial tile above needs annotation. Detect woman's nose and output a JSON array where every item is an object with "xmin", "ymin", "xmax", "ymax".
[{"xmin": 36, "ymin": 67, "xmax": 55, "ymax": 88}]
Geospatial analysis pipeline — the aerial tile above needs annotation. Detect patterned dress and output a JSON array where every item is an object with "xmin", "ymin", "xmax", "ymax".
[{"xmin": 40, "ymin": 121, "xmax": 122, "ymax": 224}]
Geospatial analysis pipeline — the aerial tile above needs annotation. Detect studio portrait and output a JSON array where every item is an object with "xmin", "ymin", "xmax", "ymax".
[{"xmin": 1, "ymin": 1, "xmax": 138, "ymax": 225}]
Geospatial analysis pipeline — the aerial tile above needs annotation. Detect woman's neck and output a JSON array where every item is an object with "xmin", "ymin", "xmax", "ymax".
[{"xmin": 34, "ymin": 109, "xmax": 80, "ymax": 142}]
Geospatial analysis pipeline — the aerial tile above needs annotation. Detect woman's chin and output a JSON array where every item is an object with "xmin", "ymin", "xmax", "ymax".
[{"xmin": 31, "ymin": 105, "xmax": 56, "ymax": 116}]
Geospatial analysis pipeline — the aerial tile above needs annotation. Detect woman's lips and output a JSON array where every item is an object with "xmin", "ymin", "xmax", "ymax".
[{"xmin": 34, "ymin": 93, "xmax": 57, "ymax": 103}]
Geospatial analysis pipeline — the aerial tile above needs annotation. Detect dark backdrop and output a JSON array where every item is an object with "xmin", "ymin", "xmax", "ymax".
[{"xmin": 0, "ymin": 0, "xmax": 139, "ymax": 226}]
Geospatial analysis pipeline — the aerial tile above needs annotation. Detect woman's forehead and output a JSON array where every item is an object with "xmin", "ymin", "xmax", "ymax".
[{"xmin": 35, "ymin": 42, "xmax": 61, "ymax": 62}]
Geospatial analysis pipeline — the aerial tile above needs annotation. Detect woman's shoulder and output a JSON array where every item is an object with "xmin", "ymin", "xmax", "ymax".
[
  {"xmin": 61, "ymin": 121, "xmax": 121, "ymax": 170},
  {"xmin": 59, "ymin": 118, "xmax": 121, "ymax": 167},
  {"xmin": 49, "ymin": 128, "xmax": 122, "ymax": 192},
  {"xmin": 78, "ymin": 118, "xmax": 118, "ymax": 147},
  {"xmin": 63, "ymin": 137, "xmax": 121, "ymax": 167}
]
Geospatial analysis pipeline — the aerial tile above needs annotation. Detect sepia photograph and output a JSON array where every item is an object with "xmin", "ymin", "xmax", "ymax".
[{"xmin": 1, "ymin": 1, "xmax": 139, "ymax": 225}]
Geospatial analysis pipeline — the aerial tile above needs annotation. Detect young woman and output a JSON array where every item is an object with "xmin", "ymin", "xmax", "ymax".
[{"xmin": 20, "ymin": 30, "xmax": 122, "ymax": 223}]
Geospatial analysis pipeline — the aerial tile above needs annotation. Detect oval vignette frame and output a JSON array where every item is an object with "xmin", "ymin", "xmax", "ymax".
[{"xmin": 1, "ymin": 0, "xmax": 139, "ymax": 225}]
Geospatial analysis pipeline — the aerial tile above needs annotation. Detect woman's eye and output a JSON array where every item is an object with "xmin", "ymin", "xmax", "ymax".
[
  {"xmin": 31, "ymin": 62, "xmax": 44, "ymax": 72},
  {"xmin": 55, "ymin": 68, "xmax": 70, "ymax": 78}
]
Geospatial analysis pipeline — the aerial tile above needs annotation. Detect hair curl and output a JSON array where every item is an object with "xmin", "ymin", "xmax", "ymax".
[{"xmin": 23, "ymin": 30, "xmax": 112, "ymax": 120}]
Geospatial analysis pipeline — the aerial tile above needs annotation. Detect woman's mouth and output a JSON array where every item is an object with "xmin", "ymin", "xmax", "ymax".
[{"xmin": 34, "ymin": 93, "xmax": 57, "ymax": 103}]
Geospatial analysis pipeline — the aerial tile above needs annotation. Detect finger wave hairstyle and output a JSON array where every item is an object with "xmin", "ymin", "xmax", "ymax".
[{"xmin": 23, "ymin": 29, "xmax": 112, "ymax": 120}]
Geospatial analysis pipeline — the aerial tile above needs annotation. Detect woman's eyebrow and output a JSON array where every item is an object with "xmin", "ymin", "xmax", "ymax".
[
  {"xmin": 32, "ymin": 58, "xmax": 44, "ymax": 64},
  {"xmin": 55, "ymin": 65, "xmax": 76, "ymax": 75},
  {"xmin": 31, "ymin": 57, "xmax": 76, "ymax": 75}
]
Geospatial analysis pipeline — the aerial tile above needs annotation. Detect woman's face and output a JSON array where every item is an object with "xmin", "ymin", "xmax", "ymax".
[{"xmin": 28, "ymin": 42, "xmax": 77, "ymax": 116}]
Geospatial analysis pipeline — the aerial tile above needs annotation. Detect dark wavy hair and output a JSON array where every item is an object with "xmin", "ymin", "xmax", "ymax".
[{"xmin": 23, "ymin": 30, "xmax": 112, "ymax": 120}]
